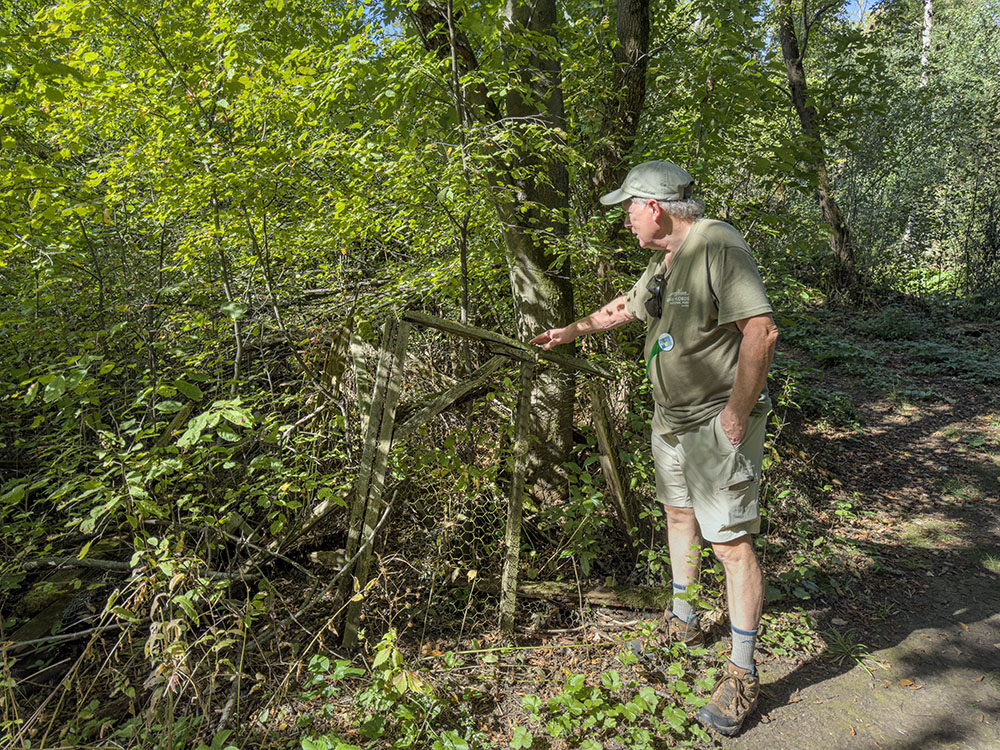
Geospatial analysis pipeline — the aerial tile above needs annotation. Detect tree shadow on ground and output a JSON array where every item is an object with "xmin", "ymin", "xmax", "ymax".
[{"xmin": 729, "ymin": 381, "xmax": 1000, "ymax": 748}]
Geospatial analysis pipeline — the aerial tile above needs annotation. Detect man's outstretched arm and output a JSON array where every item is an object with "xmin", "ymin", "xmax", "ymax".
[{"xmin": 529, "ymin": 295, "xmax": 636, "ymax": 350}]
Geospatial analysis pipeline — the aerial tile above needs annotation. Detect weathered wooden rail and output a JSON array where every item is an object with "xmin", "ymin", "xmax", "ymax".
[{"xmin": 338, "ymin": 311, "xmax": 625, "ymax": 648}]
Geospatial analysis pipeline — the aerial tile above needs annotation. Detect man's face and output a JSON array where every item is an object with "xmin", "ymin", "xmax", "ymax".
[{"xmin": 622, "ymin": 198, "xmax": 658, "ymax": 248}]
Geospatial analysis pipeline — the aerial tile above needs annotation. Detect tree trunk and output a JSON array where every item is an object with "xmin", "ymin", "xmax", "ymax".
[
  {"xmin": 902, "ymin": 0, "xmax": 933, "ymax": 251},
  {"xmin": 776, "ymin": 3, "xmax": 857, "ymax": 290},
  {"xmin": 411, "ymin": 0, "xmax": 651, "ymax": 497},
  {"xmin": 920, "ymin": 0, "xmax": 933, "ymax": 88},
  {"xmin": 499, "ymin": 0, "xmax": 575, "ymax": 497},
  {"xmin": 592, "ymin": 0, "xmax": 651, "ymax": 303},
  {"xmin": 590, "ymin": 0, "xmax": 651, "ymax": 197}
]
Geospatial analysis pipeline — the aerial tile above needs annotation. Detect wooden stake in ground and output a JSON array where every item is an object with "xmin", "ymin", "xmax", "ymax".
[
  {"xmin": 499, "ymin": 360, "xmax": 535, "ymax": 636},
  {"xmin": 590, "ymin": 382, "xmax": 636, "ymax": 539}
]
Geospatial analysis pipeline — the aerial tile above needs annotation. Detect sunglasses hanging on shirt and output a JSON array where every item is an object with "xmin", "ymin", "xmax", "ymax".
[{"xmin": 645, "ymin": 273, "xmax": 664, "ymax": 318}]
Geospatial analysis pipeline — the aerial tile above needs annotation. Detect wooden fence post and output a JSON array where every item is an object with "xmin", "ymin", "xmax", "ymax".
[
  {"xmin": 590, "ymin": 382, "xmax": 637, "ymax": 539},
  {"xmin": 499, "ymin": 360, "xmax": 535, "ymax": 636},
  {"xmin": 341, "ymin": 316, "xmax": 411, "ymax": 648}
]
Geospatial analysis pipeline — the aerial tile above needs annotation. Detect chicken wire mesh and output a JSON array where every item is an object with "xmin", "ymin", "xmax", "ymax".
[{"xmin": 341, "ymin": 326, "xmax": 519, "ymax": 648}]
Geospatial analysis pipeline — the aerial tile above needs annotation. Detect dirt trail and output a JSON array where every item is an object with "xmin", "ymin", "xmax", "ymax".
[{"xmin": 727, "ymin": 372, "xmax": 1000, "ymax": 749}]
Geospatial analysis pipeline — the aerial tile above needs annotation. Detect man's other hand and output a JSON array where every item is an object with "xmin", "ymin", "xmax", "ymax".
[
  {"xmin": 719, "ymin": 407, "xmax": 747, "ymax": 447},
  {"xmin": 529, "ymin": 327, "xmax": 571, "ymax": 350}
]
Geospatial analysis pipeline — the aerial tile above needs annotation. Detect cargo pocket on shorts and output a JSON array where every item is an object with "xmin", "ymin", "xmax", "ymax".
[{"xmin": 711, "ymin": 414, "xmax": 759, "ymax": 526}]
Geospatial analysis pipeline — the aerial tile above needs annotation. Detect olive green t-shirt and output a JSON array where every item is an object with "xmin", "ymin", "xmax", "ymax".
[{"xmin": 624, "ymin": 218, "xmax": 773, "ymax": 435}]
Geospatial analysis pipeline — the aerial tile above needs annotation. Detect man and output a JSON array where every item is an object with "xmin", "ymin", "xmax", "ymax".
[{"xmin": 529, "ymin": 160, "xmax": 778, "ymax": 736}]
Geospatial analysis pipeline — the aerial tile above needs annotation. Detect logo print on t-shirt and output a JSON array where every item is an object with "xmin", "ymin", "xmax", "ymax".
[
  {"xmin": 665, "ymin": 290, "xmax": 690, "ymax": 308},
  {"xmin": 658, "ymin": 333, "xmax": 674, "ymax": 352}
]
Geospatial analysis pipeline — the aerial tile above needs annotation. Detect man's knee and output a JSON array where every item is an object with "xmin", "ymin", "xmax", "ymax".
[
  {"xmin": 665, "ymin": 505, "xmax": 697, "ymax": 525},
  {"xmin": 710, "ymin": 535, "xmax": 758, "ymax": 568}
]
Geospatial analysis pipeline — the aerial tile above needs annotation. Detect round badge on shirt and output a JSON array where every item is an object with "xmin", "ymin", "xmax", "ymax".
[{"xmin": 658, "ymin": 333, "xmax": 674, "ymax": 352}]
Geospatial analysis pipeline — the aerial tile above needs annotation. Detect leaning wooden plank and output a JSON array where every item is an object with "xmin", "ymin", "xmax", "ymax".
[
  {"xmin": 402, "ymin": 311, "xmax": 612, "ymax": 379},
  {"xmin": 589, "ymin": 382, "xmax": 634, "ymax": 538},
  {"xmin": 394, "ymin": 356, "xmax": 507, "ymax": 443},
  {"xmin": 350, "ymin": 329, "xmax": 373, "ymax": 435},
  {"xmin": 343, "ymin": 319, "xmax": 412, "ymax": 648},
  {"xmin": 341, "ymin": 318, "xmax": 399, "ymax": 600},
  {"xmin": 323, "ymin": 313, "xmax": 355, "ymax": 399},
  {"xmin": 499, "ymin": 360, "xmax": 535, "ymax": 636}
]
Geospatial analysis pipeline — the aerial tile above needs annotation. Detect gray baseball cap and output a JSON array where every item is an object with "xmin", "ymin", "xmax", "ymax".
[{"xmin": 599, "ymin": 160, "xmax": 695, "ymax": 205}]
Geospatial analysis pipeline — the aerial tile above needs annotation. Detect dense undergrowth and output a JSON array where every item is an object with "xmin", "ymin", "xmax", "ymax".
[{"xmin": 3, "ymin": 290, "xmax": 998, "ymax": 749}]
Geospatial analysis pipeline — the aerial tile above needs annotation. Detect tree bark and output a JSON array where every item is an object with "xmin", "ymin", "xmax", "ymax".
[
  {"xmin": 589, "ymin": 0, "xmax": 651, "ymax": 197},
  {"xmin": 497, "ymin": 0, "xmax": 576, "ymax": 497},
  {"xmin": 776, "ymin": 2, "xmax": 857, "ymax": 290},
  {"xmin": 591, "ymin": 0, "xmax": 651, "ymax": 302},
  {"xmin": 920, "ymin": 0, "xmax": 933, "ymax": 88},
  {"xmin": 902, "ymin": 0, "xmax": 933, "ymax": 251}
]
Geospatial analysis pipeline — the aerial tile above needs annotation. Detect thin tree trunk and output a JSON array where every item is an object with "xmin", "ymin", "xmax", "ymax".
[
  {"xmin": 593, "ymin": 0, "xmax": 651, "ymax": 302},
  {"xmin": 920, "ymin": 0, "xmax": 933, "ymax": 88},
  {"xmin": 776, "ymin": 2, "xmax": 857, "ymax": 291},
  {"xmin": 213, "ymin": 188, "xmax": 243, "ymax": 396}
]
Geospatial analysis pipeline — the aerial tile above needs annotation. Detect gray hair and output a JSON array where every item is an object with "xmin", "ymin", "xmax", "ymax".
[
  {"xmin": 656, "ymin": 198, "xmax": 705, "ymax": 221},
  {"xmin": 630, "ymin": 195, "xmax": 706, "ymax": 222}
]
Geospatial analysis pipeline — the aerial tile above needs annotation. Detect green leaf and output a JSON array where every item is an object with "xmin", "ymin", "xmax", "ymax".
[
  {"xmin": 210, "ymin": 729, "xmax": 234, "ymax": 750},
  {"xmin": 220, "ymin": 301, "xmax": 248, "ymax": 320},
  {"xmin": 510, "ymin": 727, "xmax": 532, "ymax": 749},
  {"xmin": 33, "ymin": 59, "xmax": 86, "ymax": 80},
  {"xmin": 175, "ymin": 380, "xmax": 204, "ymax": 401},
  {"xmin": 175, "ymin": 594, "xmax": 199, "ymax": 624},
  {"xmin": 1, "ymin": 485, "xmax": 26, "ymax": 505},
  {"xmin": 217, "ymin": 427, "xmax": 240, "ymax": 441},
  {"xmin": 43, "ymin": 375, "xmax": 67, "ymax": 403},
  {"xmin": 77, "ymin": 538, "xmax": 94, "ymax": 560},
  {"xmin": 359, "ymin": 715, "xmax": 385, "ymax": 739}
]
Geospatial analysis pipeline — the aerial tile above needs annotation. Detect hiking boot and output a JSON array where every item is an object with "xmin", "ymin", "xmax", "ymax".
[
  {"xmin": 660, "ymin": 610, "xmax": 704, "ymax": 648},
  {"xmin": 696, "ymin": 660, "xmax": 760, "ymax": 736}
]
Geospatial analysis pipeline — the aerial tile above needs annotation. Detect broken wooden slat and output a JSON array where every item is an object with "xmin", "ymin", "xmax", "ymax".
[
  {"xmin": 341, "ymin": 318, "xmax": 399, "ymax": 584},
  {"xmin": 517, "ymin": 581, "xmax": 670, "ymax": 610},
  {"xmin": 402, "ymin": 311, "xmax": 612, "ymax": 379},
  {"xmin": 323, "ymin": 311, "xmax": 355, "ymax": 399},
  {"xmin": 343, "ymin": 318, "xmax": 412, "ymax": 648},
  {"xmin": 589, "ymin": 382, "xmax": 635, "ymax": 539},
  {"xmin": 499, "ymin": 360, "xmax": 535, "ymax": 636},
  {"xmin": 394, "ymin": 355, "xmax": 507, "ymax": 443},
  {"xmin": 350, "ymin": 329, "xmax": 373, "ymax": 435}
]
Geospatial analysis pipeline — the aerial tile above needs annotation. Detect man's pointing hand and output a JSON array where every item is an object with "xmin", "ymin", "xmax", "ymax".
[{"xmin": 529, "ymin": 327, "xmax": 572, "ymax": 350}]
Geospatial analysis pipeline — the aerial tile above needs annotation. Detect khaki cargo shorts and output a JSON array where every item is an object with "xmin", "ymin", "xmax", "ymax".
[{"xmin": 650, "ymin": 411, "xmax": 767, "ymax": 543}]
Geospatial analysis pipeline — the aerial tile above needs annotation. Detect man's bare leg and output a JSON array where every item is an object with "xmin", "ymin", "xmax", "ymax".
[
  {"xmin": 666, "ymin": 506, "xmax": 704, "ymax": 627},
  {"xmin": 695, "ymin": 534, "xmax": 764, "ymax": 736},
  {"xmin": 712, "ymin": 535, "xmax": 763, "ymax": 668},
  {"xmin": 666, "ymin": 506, "xmax": 703, "ymax": 586}
]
